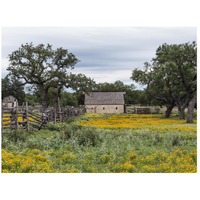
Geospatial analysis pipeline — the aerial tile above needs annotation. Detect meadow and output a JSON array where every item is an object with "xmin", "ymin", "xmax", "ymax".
[{"xmin": 1, "ymin": 113, "xmax": 197, "ymax": 173}]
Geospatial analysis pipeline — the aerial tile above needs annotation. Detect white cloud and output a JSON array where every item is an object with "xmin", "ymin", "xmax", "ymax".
[
  {"xmin": 1, "ymin": 27, "xmax": 197, "ymax": 87},
  {"xmin": 72, "ymin": 67, "xmax": 133, "ymax": 84},
  {"xmin": 1, "ymin": 58, "xmax": 9, "ymax": 77}
]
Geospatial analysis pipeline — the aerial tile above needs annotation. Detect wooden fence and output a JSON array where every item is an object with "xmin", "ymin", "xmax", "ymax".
[
  {"xmin": 126, "ymin": 105, "xmax": 160, "ymax": 114},
  {"xmin": 2, "ymin": 102, "xmax": 86, "ymax": 132}
]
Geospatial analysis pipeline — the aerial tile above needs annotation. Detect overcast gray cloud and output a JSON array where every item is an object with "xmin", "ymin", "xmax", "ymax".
[{"xmin": 1, "ymin": 27, "xmax": 196, "ymax": 86}]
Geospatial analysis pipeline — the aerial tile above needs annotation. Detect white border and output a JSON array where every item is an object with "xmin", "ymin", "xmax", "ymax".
[{"xmin": 0, "ymin": 0, "xmax": 199, "ymax": 200}]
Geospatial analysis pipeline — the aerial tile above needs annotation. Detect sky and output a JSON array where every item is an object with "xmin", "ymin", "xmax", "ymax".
[{"xmin": 1, "ymin": 27, "xmax": 197, "ymax": 88}]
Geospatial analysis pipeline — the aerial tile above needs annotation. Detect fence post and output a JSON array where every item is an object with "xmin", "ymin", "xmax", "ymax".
[
  {"xmin": 1, "ymin": 105, "xmax": 2, "ymax": 132},
  {"xmin": 59, "ymin": 111, "xmax": 62, "ymax": 123},
  {"xmin": 51, "ymin": 109, "xmax": 53, "ymax": 122},
  {"xmin": 54, "ymin": 108, "xmax": 56, "ymax": 124},
  {"xmin": 16, "ymin": 101, "xmax": 19, "ymax": 130},
  {"xmin": 26, "ymin": 102, "xmax": 29, "ymax": 131},
  {"xmin": 22, "ymin": 102, "xmax": 25, "ymax": 111},
  {"xmin": 58, "ymin": 97, "xmax": 62, "ymax": 122}
]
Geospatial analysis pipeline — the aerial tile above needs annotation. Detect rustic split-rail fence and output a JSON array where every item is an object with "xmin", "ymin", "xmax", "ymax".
[
  {"xmin": 125, "ymin": 105, "xmax": 160, "ymax": 114},
  {"xmin": 2, "ymin": 102, "xmax": 86, "ymax": 132},
  {"xmin": 2, "ymin": 101, "xmax": 161, "ymax": 132}
]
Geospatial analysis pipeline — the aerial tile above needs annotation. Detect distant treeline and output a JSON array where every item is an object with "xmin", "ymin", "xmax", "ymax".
[{"xmin": 2, "ymin": 77, "xmax": 162, "ymax": 107}]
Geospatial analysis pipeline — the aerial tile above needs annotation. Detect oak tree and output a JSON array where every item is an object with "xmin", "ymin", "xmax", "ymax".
[
  {"xmin": 131, "ymin": 42, "xmax": 197, "ymax": 120},
  {"xmin": 7, "ymin": 43, "xmax": 79, "ymax": 110}
]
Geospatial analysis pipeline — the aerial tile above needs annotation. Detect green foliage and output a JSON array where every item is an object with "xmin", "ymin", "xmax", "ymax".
[
  {"xmin": 75, "ymin": 92, "xmax": 85, "ymax": 105},
  {"xmin": 44, "ymin": 123, "xmax": 63, "ymax": 131},
  {"xmin": 131, "ymin": 42, "xmax": 197, "ymax": 118},
  {"xmin": 60, "ymin": 92, "xmax": 78, "ymax": 107},
  {"xmin": 172, "ymin": 135, "xmax": 181, "ymax": 146},
  {"xmin": 24, "ymin": 93, "xmax": 41, "ymax": 106},
  {"xmin": 63, "ymin": 117, "xmax": 77, "ymax": 124},
  {"xmin": 3, "ymin": 129, "xmax": 31, "ymax": 143},
  {"xmin": 95, "ymin": 80, "xmax": 135, "ymax": 92},
  {"xmin": 69, "ymin": 127, "xmax": 103, "ymax": 147},
  {"xmin": 7, "ymin": 43, "xmax": 96, "ymax": 110},
  {"xmin": 2, "ymin": 75, "xmax": 25, "ymax": 105}
]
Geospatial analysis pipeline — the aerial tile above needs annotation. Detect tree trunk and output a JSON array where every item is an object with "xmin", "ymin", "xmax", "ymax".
[
  {"xmin": 42, "ymin": 90, "xmax": 48, "ymax": 112},
  {"xmin": 165, "ymin": 104, "xmax": 174, "ymax": 118},
  {"xmin": 53, "ymin": 86, "xmax": 62, "ymax": 111},
  {"xmin": 53, "ymin": 96, "xmax": 58, "ymax": 110},
  {"xmin": 186, "ymin": 92, "xmax": 197, "ymax": 123},
  {"xmin": 178, "ymin": 106, "xmax": 185, "ymax": 120}
]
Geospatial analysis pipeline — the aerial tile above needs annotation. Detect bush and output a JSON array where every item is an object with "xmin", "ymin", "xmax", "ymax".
[
  {"xmin": 5, "ymin": 129, "xmax": 31, "ymax": 143},
  {"xmin": 153, "ymin": 134, "xmax": 163, "ymax": 145},
  {"xmin": 72, "ymin": 127, "xmax": 103, "ymax": 147},
  {"xmin": 63, "ymin": 117, "xmax": 76, "ymax": 124},
  {"xmin": 62, "ymin": 124, "xmax": 81, "ymax": 140},
  {"xmin": 44, "ymin": 123, "xmax": 67, "ymax": 131},
  {"xmin": 172, "ymin": 135, "xmax": 181, "ymax": 146}
]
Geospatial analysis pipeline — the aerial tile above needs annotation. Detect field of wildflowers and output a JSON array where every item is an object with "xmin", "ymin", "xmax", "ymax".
[
  {"xmin": 75, "ymin": 113, "xmax": 197, "ymax": 132},
  {"xmin": 1, "ymin": 113, "xmax": 197, "ymax": 173}
]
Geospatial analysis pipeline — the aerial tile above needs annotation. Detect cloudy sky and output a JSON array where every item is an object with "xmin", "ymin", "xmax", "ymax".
[{"xmin": 1, "ymin": 27, "xmax": 196, "ymax": 87}]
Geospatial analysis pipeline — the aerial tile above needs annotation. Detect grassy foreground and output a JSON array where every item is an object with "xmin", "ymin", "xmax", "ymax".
[{"xmin": 1, "ymin": 113, "xmax": 197, "ymax": 173}]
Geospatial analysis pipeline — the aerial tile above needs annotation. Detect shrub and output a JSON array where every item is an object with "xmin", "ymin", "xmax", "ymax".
[
  {"xmin": 5, "ymin": 129, "xmax": 31, "ymax": 143},
  {"xmin": 63, "ymin": 117, "xmax": 76, "ymax": 124},
  {"xmin": 73, "ymin": 127, "xmax": 102, "ymax": 147},
  {"xmin": 172, "ymin": 135, "xmax": 181, "ymax": 146},
  {"xmin": 153, "ymin": 134, "xmax": 163, "ymax": 145}
]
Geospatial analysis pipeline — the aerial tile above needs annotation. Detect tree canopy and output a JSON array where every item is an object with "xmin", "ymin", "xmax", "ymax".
[
  {"xmin": 7, "ymin": 43, "xmax": 95, "ymax": 110},
  {"xmin": 131, "ymin": 42, "xmax": 197, "ymax": 120},
  {"xmin": 2, "ymin": 75, "xmax": 25, "ymax": 105},
  {"xmin": 95, "ymin": 80, "xmax": 135, "ymax": 92}
]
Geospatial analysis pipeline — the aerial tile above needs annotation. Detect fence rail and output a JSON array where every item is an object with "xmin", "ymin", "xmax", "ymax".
[
  {"xmin": 2, "ymin": 102, "xmax": 86, "ymax": 132},
  {"xmin": 125, "ymin": 105, "xmax": 160, "ymax": 114}
]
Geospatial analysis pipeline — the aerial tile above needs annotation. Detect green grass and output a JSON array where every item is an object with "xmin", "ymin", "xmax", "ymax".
[{"xmin": 1, "ymin": 114, "xmax": 197, "ymax": 173}]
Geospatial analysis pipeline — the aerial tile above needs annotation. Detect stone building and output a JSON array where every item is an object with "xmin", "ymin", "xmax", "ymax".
[
  {"xmin": 2, "ymin": 95, "xmax": 18, "ymax": 108},
  {"xmin": 84, "ymin": 92, "xmax": 126, "ymax": 114}
]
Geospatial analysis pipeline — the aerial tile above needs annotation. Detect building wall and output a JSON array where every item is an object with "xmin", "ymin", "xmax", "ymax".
[
  {"xmin": 85, "ymin": 105, "xmax": 124, "ymax": 114},
  {"xmin": 2, "ymin": 102, "xmax": 17, "ymax": 108}
]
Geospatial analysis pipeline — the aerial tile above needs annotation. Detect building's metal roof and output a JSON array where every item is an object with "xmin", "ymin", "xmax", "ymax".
[{"xmin": 84, "ymin": 92, "xmax": 126, "ymax": 105}]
